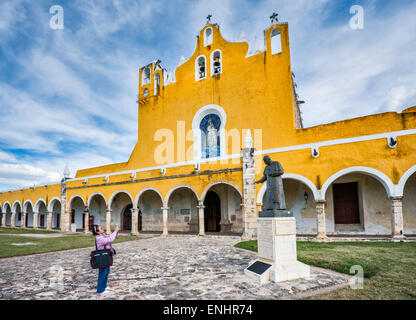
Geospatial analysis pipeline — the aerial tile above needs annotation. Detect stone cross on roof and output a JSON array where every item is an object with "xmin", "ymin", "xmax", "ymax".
[
  {"xmin": 206, "ymin": 14, "xmax": 212, "ymax": 24},
  {"xmin": 270, "ymin": 12, "xmax": 278, "ymax": 24}
]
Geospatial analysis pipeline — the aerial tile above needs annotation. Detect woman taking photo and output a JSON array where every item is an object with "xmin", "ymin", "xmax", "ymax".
[{"xmin": 92, "ymin": 225, "xmax": 119, "ymax": 295}]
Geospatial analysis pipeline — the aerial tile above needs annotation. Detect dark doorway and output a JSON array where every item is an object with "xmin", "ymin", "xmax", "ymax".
[
  {"xmin": 56, "ymin": 214, "xmax": 60, "ymax": 229},
  {"xmin": 122, "ymin": 204, "xmax": 142, "ymax": 231},
  {"xmin": 333, "ymin": 182, "xmax": 360, "ymax": 224},
  {"xmin": 40, "ymin": 214, "xmax": 45, "ymax": 228},
  {"xmin": 25, "ymin": 214, "xmax": 28, "ymax": 227},
  {"xmin": 122, "ymin": 204, "xmax": 132, "ymax": 231},
  {"xmin": 204, "ymin": 191, "xmax": 221, "ymax": 232}
]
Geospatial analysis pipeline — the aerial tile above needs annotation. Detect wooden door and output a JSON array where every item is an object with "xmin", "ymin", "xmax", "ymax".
[
  {"xmin": 333, "ymin": 182, "xmax": 360, "ymax": 224},
  {"xmin": 40, "ymin": 215, "xmax": 45, "ymax": 228},
  {"xmin": 123, "ymin": 205, "xmax": 132, "ymax": 231},
  {"xmin": 204, "ymin": 191, "xmax": 221, "ymax": 232}
]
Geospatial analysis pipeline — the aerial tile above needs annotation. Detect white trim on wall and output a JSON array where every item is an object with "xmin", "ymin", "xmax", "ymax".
[{"xmin": 59, "ymin": 129, "xmax": 416, "ymax": 189}]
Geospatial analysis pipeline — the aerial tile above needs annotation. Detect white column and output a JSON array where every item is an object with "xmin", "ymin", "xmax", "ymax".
[
  {"xmin": 315, "ymin": 200, "xmax": 327, "ymax": 239},
  {"xmin": 83, "ymin": 207, "xmax": 90, "ymax": 233},
  {"xmin": 46, "ymin": 211, "xmax": 52, "ymax": 230},
  {"xmin": 197, "ymin": 200, "xmax": 205, "ymax": 236},
  {"xmin": 22, "ymin": 212, "xmax": 27, "ymax": 228},
  {"xmin": 2, "ymin": 213, "xmax": 7, "ymax": 227},
  {"xmin": 242, "ymin": 147, "xmax": 257, "ymax": 239},
  {"xmin": 219, "ymin": 185, "xmax": 232, "ymax": 232},
  {"xmin": 106, "ymin": 207, "xmax": 112, "ymax": 234},
  {"xmin": 131, "ymin": 207, "xmax": 139, "ymax": 235},
  {"xmin": 162, "ymin": 203, "xmax": 169, "ymax": 236},
  {"xmin": 11, "ymin": 211, "xmax": 16, "ymax": 228},
  {"xmin": 33, "ymin": 211, "xmax": 39, "ymax": 230},
  {"xmin": 390, "ymin": 196, "xmax": 405, "ymax": 239}
]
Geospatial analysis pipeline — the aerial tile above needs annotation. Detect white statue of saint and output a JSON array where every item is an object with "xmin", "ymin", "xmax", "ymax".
[{"xmin": 206, "ymin": 121, "xmax": 217, "ymax": 157}]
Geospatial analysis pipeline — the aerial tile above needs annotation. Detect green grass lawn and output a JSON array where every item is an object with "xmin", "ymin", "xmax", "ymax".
[
  {"xmin": 0, "ymin": 233, "xmax": 140, "ymax": 259},
  {"xmin": 235, "ymin": 240, "xmax": 416, "ymax": 300},
  {"xmin": 0, "ymin": 227, "xmax": 58, "ymax": 234}
]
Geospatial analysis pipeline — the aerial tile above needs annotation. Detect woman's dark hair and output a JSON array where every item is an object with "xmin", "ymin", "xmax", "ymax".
[{"xmin": 92, "ymin": 225, "xmax": 100, "ymax": 236}]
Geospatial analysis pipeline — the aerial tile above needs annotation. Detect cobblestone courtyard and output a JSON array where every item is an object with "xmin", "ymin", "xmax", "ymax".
[{"xmin": 0, "ymin": 235, "xmax": 351, "ymax": 300}]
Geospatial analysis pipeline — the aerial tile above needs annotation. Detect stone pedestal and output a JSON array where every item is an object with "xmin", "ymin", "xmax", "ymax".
[{"xmin": 245, "ymin": 216, "xmax": 310, "ymax": 284}]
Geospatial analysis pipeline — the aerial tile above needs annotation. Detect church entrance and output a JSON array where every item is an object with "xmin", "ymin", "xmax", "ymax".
[
  {"xmin": 333, "ymin": 182, "xmax": 360, "ymax": 224},
  {"xmin": 204, "ymin": 191, "xmax": 221, "ymax": 232},
  {"xmin": 122, "ymin": 204, "xmax": 142, "ymax": 231},
  {"xmin": 122, "ymin": 204, "xmax": 132, "ymax": 231}
]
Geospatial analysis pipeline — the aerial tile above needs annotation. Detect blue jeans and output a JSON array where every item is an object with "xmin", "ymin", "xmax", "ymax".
[{"xmin": 97, "ymin": 266, "xmax": 110, "ymax": 293}]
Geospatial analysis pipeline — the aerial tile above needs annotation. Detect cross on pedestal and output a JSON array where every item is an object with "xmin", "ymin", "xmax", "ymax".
[{"xmin": 270, "ymin": 12, "xmax": 278, "ymax": 24}]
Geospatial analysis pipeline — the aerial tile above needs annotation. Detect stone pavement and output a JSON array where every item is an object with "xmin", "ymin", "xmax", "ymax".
[{"xmin": 0, "ymin": 235, "xmax": 351, "ymax": 300}]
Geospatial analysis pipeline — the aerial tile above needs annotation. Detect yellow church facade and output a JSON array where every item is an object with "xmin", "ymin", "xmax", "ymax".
[{"xmin": 1, "ymin": 19, "xmax": 415, "ymax": 240}]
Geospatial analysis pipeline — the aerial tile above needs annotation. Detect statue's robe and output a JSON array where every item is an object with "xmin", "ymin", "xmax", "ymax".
[{"xmin": 262, "ymin": 161, "xmax": 286, "ymax": 210}]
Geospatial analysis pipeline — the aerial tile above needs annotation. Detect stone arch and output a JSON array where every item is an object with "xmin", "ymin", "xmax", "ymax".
[
  {"xmin": 108, "ymin": 190, "xmax": 134, "ymax": 208},
  {"xmin": 34, "ymin": 199, "xmax": 47, "ymax": 212},
  {"xmin": 23, "ymin": 200, "xmax": 34, "ymax": 212},
  {"xmin": 3, "ymin": 202, "xmax": 12, "ymax": 226},
  {"xmin": 12, "ymin": 201, "xmax": 22, "ymax": 227},
  {"xmin": 4, "ymin": 201, "xmax": 11, "ymax": 211},
  {"xmin": 398, "ymin": 164, "xmax": 416, "ymax": 197},
  {"xmin": 12, "ymin": 200, "xmax": 22, "ymax": 213},
  {"xmin": 23, "ymin": 200, "xmax": 34, "ymax": 228},
  {"xmin": 88, "ymin": 192, "xmax": 107, "ymax": 228},
  {"xmin": 68, "ymin": 194, "xmax": 86, "ymax": 208},
  {"xmin": 320, "ymin": 167, "xmax": 394, "ymax": 200},
  {"xmin": 192, "ymin": 104, "xmax": 227, "ymax": 161},
  {"xmin": 47, "ymin": 197, "xmax": 61, "ymax": 212},
  {"xmin": 166, "ymin": 184, "xmax": 200, "ymax": 233},
  {"xmin": 48, "ymin": 197, "xmax": 62, "ymax": 229},
  {"xmin": 69, "ymin": 195, "xmax": 86, "ymax": 231},
  {"xmin": 256, "ymin": 173, "xmax": 319, "ymax": 203},
  {"xmin": 164, "ymin": 184, "xmax": 200, "ymax": 204},
  {"xmin": 136, "ymin": 187, "xmax": 164, "ymax": 232},
  {"xmin": 202, "ymin": 181, "xmax": 243, "ymax": 233},
  {"xmin": 201, "ymin": 180, "xmax": 242, "ymax": 202},
  {"xmin": 87, "ymin": 192, "xmax": 107, "ymax": 207},
  {"xmin": 109, "ymin": 190, "xmax": 134, "ymax": 232},
  {"xmin": 135, "ymin": 187, "xmax": 163, "ymax": 208}
]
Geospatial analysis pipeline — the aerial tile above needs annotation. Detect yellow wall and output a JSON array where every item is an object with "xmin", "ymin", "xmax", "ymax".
[{"xmin": 1, "ymin": 21, "xmax": 415, "ymax": 228}]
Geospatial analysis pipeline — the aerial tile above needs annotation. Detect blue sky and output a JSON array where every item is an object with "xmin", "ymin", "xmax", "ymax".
[{"xmin": 0, "ymin": 0, "xmax": 415, "ymax": 191}]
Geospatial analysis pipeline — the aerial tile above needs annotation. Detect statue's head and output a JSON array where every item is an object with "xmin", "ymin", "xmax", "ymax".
[{"xmin": 263, "ymin": 155, "xmax": 272, "ymax": 165}]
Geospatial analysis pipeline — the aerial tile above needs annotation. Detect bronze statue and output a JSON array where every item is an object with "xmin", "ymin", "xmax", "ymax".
[{"xmin": 256, "ymin": 155, "xmax": 286, "ymax": 211}]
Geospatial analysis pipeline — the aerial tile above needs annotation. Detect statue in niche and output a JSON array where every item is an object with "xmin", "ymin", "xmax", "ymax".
[
  {"xmin": 206, "ymin": 119, "xmax": 218, "ymax": 157},
  {"xmin": 256, "ymin": 155, "xmax": 286, "ymax": 211}
]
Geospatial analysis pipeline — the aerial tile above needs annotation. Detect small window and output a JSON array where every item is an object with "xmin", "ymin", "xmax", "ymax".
[
  {"xmin": 211, "ymin": 50, "xmax": 222, "ymax": 75},
  {"xmin": 204, "ymin": 27, "xmax": 213, "ymax": 46},
  {"xmin": 195, "ymin": 56, "xmax": 206, "ymax": 80},
  {"xmin": 142, "ymin": 67, "xmax": 151, "ymax": 86},
  {"xmin": 271, "ymin": 29, "xmax": 282, "ymax": 55},
  {"xmin": 143, "ymin": 88, "xmax": 149, "ymax": 97}
]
